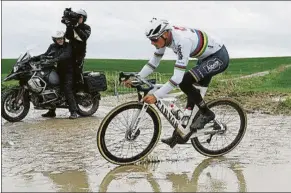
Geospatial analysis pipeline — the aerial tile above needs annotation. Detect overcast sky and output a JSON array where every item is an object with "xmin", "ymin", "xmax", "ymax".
[{"xmin": 2, "ymin": 1, "xmax": 291, "ymax": 59}]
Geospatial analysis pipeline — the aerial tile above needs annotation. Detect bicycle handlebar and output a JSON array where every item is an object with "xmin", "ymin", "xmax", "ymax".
[{"xmin": 119, "ymin": 71, "xmax": 155, "ymax": 93}]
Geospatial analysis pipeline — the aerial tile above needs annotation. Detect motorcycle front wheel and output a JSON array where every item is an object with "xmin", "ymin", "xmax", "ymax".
[{"xmin": 1, "ymin": 87, "xmax": 30, "ymax": 122}]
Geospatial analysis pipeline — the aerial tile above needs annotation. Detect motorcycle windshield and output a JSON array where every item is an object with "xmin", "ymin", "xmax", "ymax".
[
  {"xmin": 16, "ymin": 53, "xmax": 25, "ymax": 62},
  {"xmin": 17, "ymin": 51, "xmax": 32, "ymax": 63},
  {"xmin": 16, "ymin": 45, "xmax": 38, "ymax": 63}
]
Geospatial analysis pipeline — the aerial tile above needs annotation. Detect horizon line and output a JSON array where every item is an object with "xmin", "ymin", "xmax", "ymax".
[{"xmin": 1, "ymin": 55, "xmax": 291, "ymax": 60}]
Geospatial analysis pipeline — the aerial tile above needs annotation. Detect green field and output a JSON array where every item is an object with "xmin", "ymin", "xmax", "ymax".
[
  {"xmin": 2, "ymin": 56, "xmax": 291, "ymax": 75},
  {"xmin": 251, "ymin": 67, "xmax": 291, "ymax": 92},
  {"xmin": 1, "ymin": 56, "xmax": 291, "ymax": 114},
  {"xmin": 1, "ymin": 56, "xmax": 291, "ymax": 93}
]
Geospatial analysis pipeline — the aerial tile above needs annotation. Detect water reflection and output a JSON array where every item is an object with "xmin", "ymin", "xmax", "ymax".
[
  {"xmin": 167, "ymin": 157, "xmax": 247, "ymax": 192},
  {"xmin": 42, "ymin": 170, "xmax": 91, "ymax": 192},
  {"xmin": 98, "ymin": 164, "xmax": 161, "ymax": 192},
  {"xmin": 98, "ymin": 157, "xmax": 247, "ymax": 192}
]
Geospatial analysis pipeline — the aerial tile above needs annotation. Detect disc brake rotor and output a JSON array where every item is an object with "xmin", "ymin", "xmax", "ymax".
[{"xmin": 5, "ymin": 97, "xmax": 22, "ymax": 113}]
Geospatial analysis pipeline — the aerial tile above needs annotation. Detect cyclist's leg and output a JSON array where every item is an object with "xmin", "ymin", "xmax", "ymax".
[
  {"xmin": 161, "ymin": 46, "xmax": 229, "ymax": 146},
  {"xmin": 161, "ymin": 66, "xmax": 212, "ymax": 146},
  {"xmin": 191, "ymin": 45, "xmax": 229, "ymax": 84},
  {"xmin": 179, "ymin": 71, "xmax": 212, "ymax": 113},
  {"xmin": 188, "ymin": 45, "xmax": 229, "ymax": 129}
]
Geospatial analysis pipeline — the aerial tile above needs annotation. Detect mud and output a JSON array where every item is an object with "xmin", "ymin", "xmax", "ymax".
[{"xmin": 1, "ymin": 94, "xmax": 291, "ymax": 192}]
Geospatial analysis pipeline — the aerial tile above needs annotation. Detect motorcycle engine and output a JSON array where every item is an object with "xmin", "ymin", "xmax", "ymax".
[
  {"xmin": 43, "ymin": 90, "xmax": 58, "ymax": 101},
  {"xmin": 31, "ymin": 89, "xmax": 60, "ymax": 107},
  {"xmin": 28, "ymin": 76, "xmax": 46, "ymax": 93}
]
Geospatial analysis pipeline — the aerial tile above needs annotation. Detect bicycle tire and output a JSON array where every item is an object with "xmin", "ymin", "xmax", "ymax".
[
  {"xmin": 191, "ymin": 98, "xmax": 247, "ymax": 157},
  {"xmin": 97, "ymin": 101, "xmax": 161, "ymax": 165}
]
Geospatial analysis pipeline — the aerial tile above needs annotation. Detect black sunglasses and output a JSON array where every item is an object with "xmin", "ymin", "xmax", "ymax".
[{"xmin": 149, "ymin": 36, "xmax": 161, "ymax": 42}]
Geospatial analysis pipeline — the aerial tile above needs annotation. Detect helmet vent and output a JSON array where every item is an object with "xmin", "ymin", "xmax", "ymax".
[
  {"xmin": 153, "ymin": 24, "xmax": 161, "ymax": 35},
  {"xmin": 147, "ymin": 29, "xmax": 153, "ymax": 36}
]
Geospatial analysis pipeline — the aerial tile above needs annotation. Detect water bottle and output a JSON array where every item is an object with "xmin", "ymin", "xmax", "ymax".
[
  {"xmin": 170, "ymin": 103, "xmax": 183, "ymax": 120},
  {"xmin": 181, "ymin": 107, "xmax": 192, "ymax": 128}
]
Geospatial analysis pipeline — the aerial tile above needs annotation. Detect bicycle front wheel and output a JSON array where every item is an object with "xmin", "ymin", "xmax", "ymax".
[{"xmin": 97, "ymin": 101, "xmax": 161, "ymax": 165}]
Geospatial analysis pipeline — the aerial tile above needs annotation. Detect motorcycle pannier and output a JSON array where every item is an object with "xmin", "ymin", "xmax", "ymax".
[{"xmin": 83, "ymin": 72, "xmax": 107, "ymax": 92}]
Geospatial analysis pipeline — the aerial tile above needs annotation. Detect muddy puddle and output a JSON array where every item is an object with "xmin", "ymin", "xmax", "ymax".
[{"xmin": 1, "ymin": 94, "xmax": 291, "ymax": 192}]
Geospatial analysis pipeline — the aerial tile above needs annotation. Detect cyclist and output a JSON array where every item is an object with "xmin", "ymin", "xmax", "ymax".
[{"xmin": 123, "ymin": 18, "xmax": 230, "ymax": 146}]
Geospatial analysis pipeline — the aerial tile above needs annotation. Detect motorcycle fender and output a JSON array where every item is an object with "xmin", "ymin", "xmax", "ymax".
[
  {"xmin": 7, "ymin": 86, "xmax": 30, "ymax": 101},
  {"xmin": 3, "ymin": 73, "xmax": 18, "ymax": 81}
]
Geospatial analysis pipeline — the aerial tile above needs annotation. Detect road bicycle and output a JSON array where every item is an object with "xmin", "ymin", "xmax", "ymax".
[{"xmin": 97, "ymin": 72, "xmax": 247, "ymax": 165}]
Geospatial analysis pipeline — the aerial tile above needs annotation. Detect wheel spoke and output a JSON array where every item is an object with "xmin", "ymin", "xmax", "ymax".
[
  {"xmin": 193, "ymin": 100, "xmax": 246, "ymax": 156},
  {"xmin": 99, "ymin": 104, "xmax": 159, "ymax": 164}
]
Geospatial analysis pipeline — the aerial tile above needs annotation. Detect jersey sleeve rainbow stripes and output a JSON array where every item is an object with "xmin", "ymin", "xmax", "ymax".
[{"xmin": 189, "ymin": 29, "xmax": 208, "ymax": 58}]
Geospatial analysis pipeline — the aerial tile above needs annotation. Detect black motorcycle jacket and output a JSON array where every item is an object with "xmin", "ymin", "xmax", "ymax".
[
  {"xmin": 65, "ymin": 23, "xmax": 91, "ymax": 58},
  {"xmin": 33, "ymin": 42, "xmax": 73, "ymax": 68}
]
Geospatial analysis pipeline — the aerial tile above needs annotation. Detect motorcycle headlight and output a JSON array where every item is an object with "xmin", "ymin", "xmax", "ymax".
[{"xmin": 13, "ymin": 66, "xmax": 19, "ymax": 72}]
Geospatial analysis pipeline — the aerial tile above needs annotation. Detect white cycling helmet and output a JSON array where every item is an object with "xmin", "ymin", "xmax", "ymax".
[
  {"xmin": 52, "ymin": 31, "xmax": 65, "ymax": 43},
  {"xmin": 75, "ymin": 9, "xmax": 87, "ymax": 22},
  {"xmin": 145, "ymin": 18, "xmax": 171, "ymax": 39}
]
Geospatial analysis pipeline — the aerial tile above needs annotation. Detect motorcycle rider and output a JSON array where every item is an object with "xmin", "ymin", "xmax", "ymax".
[
  {"xmin": 64, "ymin": 9, "xmax": 91, "ymax": 92},
  {"xmin": 31, "ymin": 31, "xmax": 78, "ymax": 119}
]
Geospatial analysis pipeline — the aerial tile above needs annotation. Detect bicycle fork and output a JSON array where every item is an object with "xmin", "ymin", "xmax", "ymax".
[{"xmin": 125, "ymin": 103, "xmax": 149, "ymax": 140}]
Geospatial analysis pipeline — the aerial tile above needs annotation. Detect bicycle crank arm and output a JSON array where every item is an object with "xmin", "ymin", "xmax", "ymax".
[{"xmin": 189, "ymin": 126, "xmax": 219, "ymax": 138}]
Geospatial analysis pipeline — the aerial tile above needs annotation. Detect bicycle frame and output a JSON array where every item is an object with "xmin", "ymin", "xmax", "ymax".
[
  {"xmin": 129, "ymin": 83, "xmax": 222, "ymax": 140},
  {"xmin": 153, "ymin": 86, "xmax": 219, "ymax": 139},
  {"xmin": 99, "ymin": 73, "xmax": 247, "ymax": 165}
]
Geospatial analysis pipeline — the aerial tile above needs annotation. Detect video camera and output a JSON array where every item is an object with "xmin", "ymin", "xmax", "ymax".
[{"xmin": 61, "ymin": 8, "xmax": 80, "ymax": 26}]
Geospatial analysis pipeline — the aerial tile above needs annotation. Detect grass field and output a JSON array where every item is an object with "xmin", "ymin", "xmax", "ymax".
[
  {"xmin": 251, "ymin": 67, "xmax": 291, "ymax": 92},
  {"xmin": 2, "ymin": 56, "xmax": 291, "ymax": 75},
  {"xmin": 1, "ymin": 56, "xmax": 291, "ymax": 114},
  {"xmin": 1, "ymin": 56, "xmax": 291, "ymax": 93}
]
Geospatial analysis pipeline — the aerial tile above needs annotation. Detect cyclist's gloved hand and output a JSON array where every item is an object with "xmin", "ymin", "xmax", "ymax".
[
  {"xmin": 143, "ymin": 94, "xmax": 157, "ymax": 104},
  {"xmin": 122, "ymin": 79, "xmax": 132, "ymax": 88}
]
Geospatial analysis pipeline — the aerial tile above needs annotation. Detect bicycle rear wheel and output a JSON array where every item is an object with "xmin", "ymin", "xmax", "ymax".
[
  {"xmin": 191, "ymin": 98, "xmax": 247, "ymax": 157},
  {"xmin": 97, "ymin": 101, "xmax": 161, "ymax": 165}
]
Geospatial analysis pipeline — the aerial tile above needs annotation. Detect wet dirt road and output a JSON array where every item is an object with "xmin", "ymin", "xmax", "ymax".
[{"xmin": 2, "ymin": 95, "xmax": 291, "ymax": 192}]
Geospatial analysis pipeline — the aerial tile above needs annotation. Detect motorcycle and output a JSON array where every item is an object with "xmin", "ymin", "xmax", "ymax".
[{"xmin": 1, "ymin": 49, "xmax": 107, "ymax": 122}]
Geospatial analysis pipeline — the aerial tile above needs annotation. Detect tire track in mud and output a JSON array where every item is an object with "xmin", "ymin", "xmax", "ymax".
[{"xmin": 220, "ymin": 64, "xmax": 291, "ymax": 82}]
